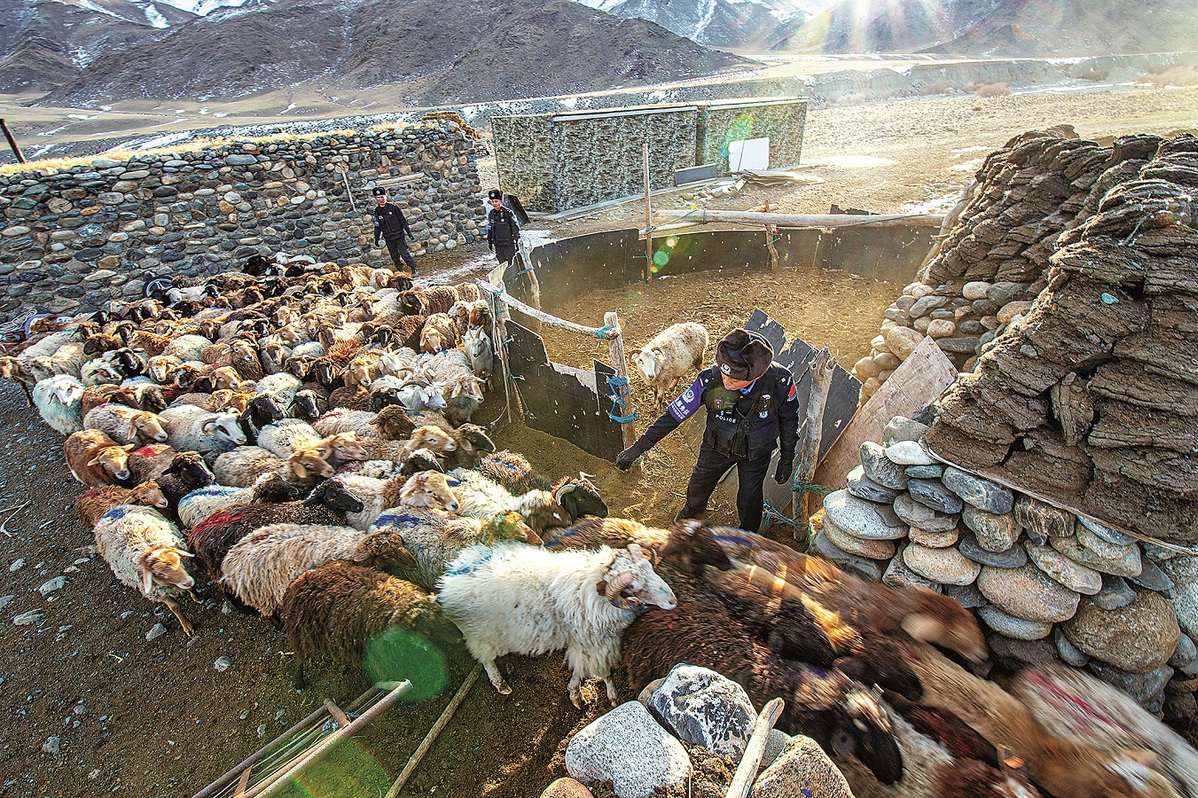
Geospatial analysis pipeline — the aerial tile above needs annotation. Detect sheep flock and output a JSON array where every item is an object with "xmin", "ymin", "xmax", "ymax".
[{"xmin": 1, "ymin": 256, "xmax": 1190, "ymax": 798}]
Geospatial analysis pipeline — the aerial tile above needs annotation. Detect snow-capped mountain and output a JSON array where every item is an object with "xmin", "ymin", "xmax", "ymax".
[{"xmin": 575, "ymin": 0, "xmax": 817, "ymax": 49}]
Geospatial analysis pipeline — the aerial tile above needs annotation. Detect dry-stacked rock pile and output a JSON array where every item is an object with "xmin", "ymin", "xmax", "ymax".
[
  {"xmin": 924, "ymin": 133, "xmax": 1198, "ymax": 544},
  {"xmin": 813, "ymin": 416, "xmax": 1195, "ymax": 722},
  {"xmin": 852, "ymin": 130, "xmax": 1169, "ymax": 402}
]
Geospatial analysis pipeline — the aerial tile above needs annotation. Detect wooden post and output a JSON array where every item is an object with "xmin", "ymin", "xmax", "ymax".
[
  {"xmin": 605, "ymin": 311, "xmax": 638, "ymax": 450},
  {"xmin": 725, "ymin": 697, "xmax": 784, "ymax": 798},
  {"xmin": 795, "ymin": 348, "xmax": 835, "ymax": 529},
  {"xmin": 248, "ymin": 681, "xmax": 411, "ymax": 798},
  {"xmin": 0, "ymin": 119, "xmax": 25, "ymax": 164},
  {"xmin": 643, "ymin": 142, "xmax": 653, "ymax": 281},
  {"xmin": 383, "ymin": 665, "xmax": 482, "ymax": 798},
  {"xmin": 765, "ymin": 224, "xmax": 780, "ymax": 272}
]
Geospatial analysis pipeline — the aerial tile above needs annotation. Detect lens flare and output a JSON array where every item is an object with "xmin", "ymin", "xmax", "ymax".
[{"xmin": 363, "ymin": 627, "xmax": 449, "ymax": 704}]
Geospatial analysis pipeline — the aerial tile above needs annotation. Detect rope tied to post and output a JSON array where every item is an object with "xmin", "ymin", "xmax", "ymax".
[
  {"xmin": 593, "ymin": 324, "xmax": 619, "ymax": 340},
  {"xmin": 606, "ymin": 375, "xmax": 638, "ymax": 424}
]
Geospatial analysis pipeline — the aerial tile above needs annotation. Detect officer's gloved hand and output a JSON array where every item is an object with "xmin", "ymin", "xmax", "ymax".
[
  {"xmin": 774, "ymin": 460, "xmax": 794, "ymax": 485},
  {"xmin": 614, "ymin": 445, "xmax": 642, "ymax": 471}
]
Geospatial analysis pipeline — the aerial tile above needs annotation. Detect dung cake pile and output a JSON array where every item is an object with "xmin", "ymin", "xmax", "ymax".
[{"xmin": 853, "ymin": 129, "xmax": 1167, "ymax": 402}]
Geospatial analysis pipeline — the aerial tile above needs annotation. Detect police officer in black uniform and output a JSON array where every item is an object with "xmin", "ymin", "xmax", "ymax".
[
  {"xmin": 486, "ymin": 189, "xmax": 520, "ymax": 266},
  {"xmin": 372, "ymin": 187, "xmax": 418, "ymax": 274},
  {"xmin": 614, "ymin": 329, "xmax": 800, "ymax": 533}
]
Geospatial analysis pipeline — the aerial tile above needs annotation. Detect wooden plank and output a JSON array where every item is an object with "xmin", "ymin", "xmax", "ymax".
[
  {"xmin": 605, "ymin": 311, "xmax": 637, "ymax": 449},
  {"xmin": 383, "ymin": 666, "xmax": 482, "ymax": 798},
  {"xmin": 726, "ymin": 698, "xmax": 785, "ymax": 798},
  {"xmin": 813, "ymin": 336, "xmax": 958, "ymax": 489},
  {"xmin": 476, "ymin": 280, "xmax": 616, "ymax": 340}
]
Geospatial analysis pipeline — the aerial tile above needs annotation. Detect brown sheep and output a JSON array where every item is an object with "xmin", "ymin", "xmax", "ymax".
[
  {"xmin": 904, "ymin": 642, "xmax": 1181, "ymax": 798},
  {"xmin": 81, "ymin": 385, "xmax": 140, "ymax": 416},
  {"xmin": 75, "ymin": 481, "xmax": 170, "ymax": 527},
  {"xmin": 126, "ymin": 330, "xmax": 172, "ymax": 356},
  {"xmin": 419, "ymin": 313, "xmax": 458, "ymax": 354},
  {"xmin": 64, "ymin": 429, "xmax": 134, "ymax": 488},
  {"xmin": 281, "ymin": 560, "xmax": 457, "ymax": 688}
]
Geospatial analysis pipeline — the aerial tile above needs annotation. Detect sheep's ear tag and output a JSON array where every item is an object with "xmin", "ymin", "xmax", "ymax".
[{"xmin": 595, "ymin": 580, "xmax": 607, "ymax": 596}]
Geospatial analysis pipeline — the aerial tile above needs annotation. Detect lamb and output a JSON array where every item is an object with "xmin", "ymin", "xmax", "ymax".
[
  {"xmin": 63, "ymin": 429, "xmax": 134, "ymax": 488},
  {"xmin": 419, "ymin": 313, "xmax": 458, "ymax": 354},
  {"xmin": 156, "ymin": 405, "xmax": 247, "ymax": 457},
  {"xmin": 82, "ymin": 404, "xmax": 169, "ymax": 446},
  {"xmin": 475, "ymin": 450, "xmax": 608, "ymax": 520},
  {"xmin": 633, "ymin": 321, "xmax": 709, "ymax": 409},
  {"xmin": 448, "ymin": 468, "xmax": 571, "ymax": 534},
  {"xmin": 92, "ymin": 504, "xmax": 196, "ymax": 634},
  {"xmin": 441, "ymin": 373, "xmax": 485, "ymax": 426},
  {"xmin": 186, "ymin": 479, "xmax": 365, "ymax": 583},
  {"xmin": 212, "ymin": 445, "xmax": 335, "ymax": 489},
  {"xmin": 441, "ymin": 423, "xmax": 496, "ymax": 469},
  {"xmin": 176, "ymin": 472, "xmax": 300, "ymax": 529},
  {"xmin": 710, "ymin": 526, "xmax": 987, "ymax": 663},
  {"xmin": 32, "ymin": 374, "xmax": 86, "ymax": 435},
  {"xmin": 74, "ymin": 481, "xmax": 169, "ymax": 526},
  {"xmin": 220, "ymin": 525, "xmax": 415, "ymax": 618},
  {"xmin": 281, "ymin": 560, "xmax": 456, "ymax": 689},
  {"xmin": 902, "ymin": 641, "xmax": 1182, "ymax": 798},
  {"xmin": 621, "ymin": 602, "xmax": 904, "ymax": 786},
  {"xmin": 438, "ymin": 542, "xmax": 676, "ymax": 707},
  {"xmin": 255, "ymin": 418, "xmax": 323, "ymax": 458},
  {"xmin": 312, "ymin": 405, "xmax": 415, "ymax": 441},
  {"xmin": 372, "ymin": 509, "xmax": 537, "ymax": 590}
]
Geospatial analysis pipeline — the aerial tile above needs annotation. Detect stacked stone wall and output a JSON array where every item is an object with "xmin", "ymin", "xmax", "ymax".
[
  {"xmin": 816, "ymin": 419, "xmax": 1195, "ymax": 721},
  {"xmin": 0, "ymin": 122, "xmax": 482, "ymax": 323}
]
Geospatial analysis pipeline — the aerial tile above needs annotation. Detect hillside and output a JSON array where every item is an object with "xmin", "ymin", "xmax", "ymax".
[
  {"xmin": 576, "ymin": 0, "xmax": 809, "ymax": 50},
  {"xmin": 0, "ymin": 0, "xmax": 193, "ymax": 92},
  {"xmin": 44, "ymin": 0, "xmax": 747, "ymax": 105},
  {"xmin": 773, "ymin": 0, "xmax": 1198, "ymax": 55}
]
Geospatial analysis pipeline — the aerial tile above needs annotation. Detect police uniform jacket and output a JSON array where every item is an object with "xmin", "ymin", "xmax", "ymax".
[
  {"xmin": 487, "ymin": 206, "xmax": 520, "ymax": 248},
  {"xmin": 373, "ymin": 202, "xmax": 413, "ymax": 244},
  {"xmin": 634, "ymin": 363, "xmax": 800, "ymax": 462}
]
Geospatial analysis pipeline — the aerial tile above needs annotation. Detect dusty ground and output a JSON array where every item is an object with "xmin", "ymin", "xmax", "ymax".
[{"xmin": 2, "ymin": 83, "xmax": 1197, "ymax": 798}]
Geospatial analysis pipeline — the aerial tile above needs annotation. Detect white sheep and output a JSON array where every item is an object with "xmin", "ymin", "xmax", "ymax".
[
  {"xmin": 255, "ymin": 372, "xmax": 302, "ymax": 409},
  {"xmin": 438, "ymin": 542, "xmax": 677, "ymax": 707},
  {"xmin": 27, "ymin": 342, "xmax": 87, "ymax": 382},
  {"xmin": 212, "ymin": 445, "xmax": 333, "ymax": 488},
  {"xmin": 32, "ymin": 374, "xmax": 86, "ymax": 435},
  {"xmin": 220, "ymin": 524, "xmax": 413, "ymax": 617},
  {"xmin": 633, "ymin": 321, "xmax": 709, "ymax": 408},
  {"xmin": 157, "ymin": 405, "xmax": 247, "ymax": 456},
  {"xmin": 82, "ymin": 404, "xmax": 169, "ymax": 446},
  {"xmin": 256, "ymin": 418, "xmax": 323, "ymax": 458},
  {"xmin": 161, "ymin": 334, "xmax": 213, "ymax": 362},
  {"xmin": 448, "ymin": 468, "xmax": 570, "ymax": 534},
  {"xmin": 80, "ymin": 358, "xmax": 125, "ymax": 387},
  {"xmin": 92, "ymin": 505, "xmax": 196, "ymax": 634}
]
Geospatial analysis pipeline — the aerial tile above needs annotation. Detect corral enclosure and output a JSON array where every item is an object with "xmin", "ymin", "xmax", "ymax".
[{"xmin": 492, "ymin": 97, "xmax": 808, "ymax": 213}]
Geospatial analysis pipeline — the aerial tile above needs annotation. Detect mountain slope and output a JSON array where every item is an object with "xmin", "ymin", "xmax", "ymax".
[
  {"xmin": 772, "ymin": 0, "xmax": 1198, "ymax": 56},
  {"xmin": 47, "ymin": 0, "xmax": 747, "ymax": 104},
  {"xmin": 577, "ymin": 0, "xmax": 809, "ymax": 50},
  {"xmin": 0, "ymin": 0, "xmax": 194, "ymax": 92}
]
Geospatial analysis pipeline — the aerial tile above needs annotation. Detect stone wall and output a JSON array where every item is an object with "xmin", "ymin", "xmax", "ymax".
[
  {"xmin": 493, "ymin": 97, "xmax": 807, "ymax": 213},
  {"xmin": 0, "ymin": 122, "xmax": 482, "ymax": 322},
  {"xmin": 697, "ymin": 98, "xmax": 807, "ymax": 173},
  {"xmin": 816, "ymin": 418, "xmax": 1194, "ymax": 720}
]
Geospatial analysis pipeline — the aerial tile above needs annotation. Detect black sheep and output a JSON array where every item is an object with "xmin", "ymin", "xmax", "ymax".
[{"xmin": 623, "ymin": 602, "xmax": 904, "ymax": 785}]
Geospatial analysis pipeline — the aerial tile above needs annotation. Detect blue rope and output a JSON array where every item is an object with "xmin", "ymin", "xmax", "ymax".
[
  {"xmin": 606, "ymin": 374, "xmax": 639, "ymax": 424},
  {"xmin": 593, "ymin": 324, "xmax": 617, "ymax": 340}
]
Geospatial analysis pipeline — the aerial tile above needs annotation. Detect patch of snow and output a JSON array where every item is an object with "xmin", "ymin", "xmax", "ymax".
[
  {"xmin": 67, "ymin": 114, "xmax": 96, "ymax": 121},
  {"xmin": 279, "ymin": 103, "xmax": 298, "ymax": 115},
  {"xmin": 901, "ymin": 194, "xmax": 958, "ymax": 215},
  {"xmin": 213, "ymin": 112, "xmax": 229, "ymax": 117},
  {"xmin": 38, "ymin": 125, "xmax": 69, "ymax": 137},
  {"xmin": 98, "ymin": 105, "xmax": 112, "ymax": 112},
  {"xmin": 948, "ymin": 158, "xmax": 983, "ymax": 173},
  {"xmin": 950, "ymin": 145, "xmax": 990, "ymax": 154},
  {"xmin": 803, "ymin": 155, "xmax": 896, "ymax": 168},
  {"xmin": 156, "ymin": 0, "xmax": 254, "ymax": 15},
  {"xmin": 143, "ymin": 4, "xmax": 170, "ymax": 28},
  {"xmin": 519, "ymin": 229, "xmax": 558, "ymax": 249},
  {"xmin": 559, "ymin": 97, "xmax": 578, "ymax": 109}
]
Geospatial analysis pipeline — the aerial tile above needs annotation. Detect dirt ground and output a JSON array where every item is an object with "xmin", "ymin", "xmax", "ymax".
[{"xmin": 2, "ymin": 84, "xmax": 1197, "ymax": 798}]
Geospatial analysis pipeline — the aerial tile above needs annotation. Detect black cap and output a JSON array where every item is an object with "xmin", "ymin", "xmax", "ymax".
[
  {"xmin": 488, "ymin": 189, "xmax": 502, "ymax": 200},
  {"xmin": 373, "ymin": 187, "xmax": 386, "ymax": 196},
  {"xmin": 715, "ymin": 329, "xmax": 773, "ymax": 382}
]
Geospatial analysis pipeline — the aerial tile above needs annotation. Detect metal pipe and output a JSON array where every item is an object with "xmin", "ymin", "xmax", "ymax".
[{"xmin": 653, "ymin": 209, "xmax": 945, "ymax": 228}]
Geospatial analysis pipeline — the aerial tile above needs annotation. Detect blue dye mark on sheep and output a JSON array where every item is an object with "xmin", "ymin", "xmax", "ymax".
[
  {"xmin": 100, "ymin": 506, "xmax": 133, "ymax": 523},
  {"xmin": 444, "ymin": 547, "xmax": 493, "ymax": 577},
  {"xmin": 712, "ymin": 532, "xmax": 753, "ymax": 547}
]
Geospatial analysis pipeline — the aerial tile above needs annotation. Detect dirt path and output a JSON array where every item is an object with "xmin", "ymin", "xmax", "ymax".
[{"xmin": 2, "ymin": 83, "xmax": 1196, "ymax": 798}]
